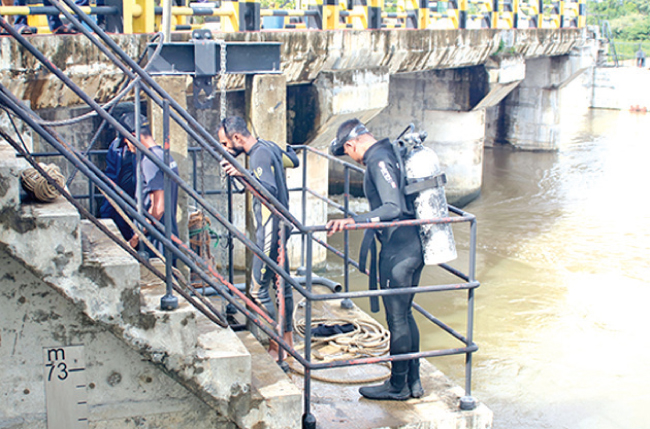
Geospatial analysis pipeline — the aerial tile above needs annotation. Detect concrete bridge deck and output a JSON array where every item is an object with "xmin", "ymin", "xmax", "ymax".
[{"xmin": 0, "ymin": 28, "xmax": 584, "ymax": 109}]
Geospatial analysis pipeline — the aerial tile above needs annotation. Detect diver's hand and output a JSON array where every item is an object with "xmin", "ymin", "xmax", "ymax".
[
  {"xmin": 326, "ymin": 218, "xmax": 355, "ymax": 236},
  {"xmin": 220, "ymin": 160, "xmax": 243, "ymax": 177}
]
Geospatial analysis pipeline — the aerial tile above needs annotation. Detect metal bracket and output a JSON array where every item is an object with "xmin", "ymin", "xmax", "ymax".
[
  {"xmin": 146, "ymin": 35, "xmax": 281, "ymax": 76},
  {"xmin": 193, "ymin": 29, "xmax": 216, "ymax": 109},
  {"xmin": 193, "ymin": 76, "xmax": 214, "ymax": 110},
  {"xmin": 147, "ymin": 31, "xmax": 281, "ymax": 109}
]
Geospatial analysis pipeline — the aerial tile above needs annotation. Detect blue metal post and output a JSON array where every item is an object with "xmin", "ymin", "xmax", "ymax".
[
  {"xmin": 460, "ymin": 218, "xmax": 477, "ymax": 410},
  {"xmin": 341, "ymin": 167, "xmax": 353, "ymax": 309},
  {"xmin": 134, "ymin": 85, "xmax": 145, "ymax": 256},
  {"xmin": 161, "ymin": 99, "xmax": 179, "ymax": 311}
]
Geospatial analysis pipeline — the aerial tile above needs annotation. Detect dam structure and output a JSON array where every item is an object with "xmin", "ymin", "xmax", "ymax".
[{"xmin": 0, "ymin": 2, "xmax": 603, "ymax": 427}]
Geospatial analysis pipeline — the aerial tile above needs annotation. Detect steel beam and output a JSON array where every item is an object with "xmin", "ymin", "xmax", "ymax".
[{"xmin": 146, "ymin": 41, "xmax": 282, "ymax": 75}]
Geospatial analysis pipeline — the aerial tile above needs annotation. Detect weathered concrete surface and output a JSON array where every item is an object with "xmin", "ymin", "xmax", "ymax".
[
  {"xmin": 0, "ymin": 145, "xmax": 299, "ymax": 429},
  {"xmin": 473, "ymin": 55, "xmax": 526, "ymax": 110},
  {"xmin": 0, "ymin": 34, "xmax": 148, "ymax": 110},
  {"xmin": 591, "ymin": 66, "xmax": 650, "ymax": 110},
  {"xmin": 0, "ymin": 29, "xmax": 584, "ymax": 109},
  {"xmin": 237, "ymin": 331, "xmax": 302, "ymax": 429},
  {"xmin": 495, "ymin": 40, "xmax": 597, "ymax": 150},
  {"xmin": 368, "ymin": 73, "xmax": 486, "ymax": 206},
  {"xmin": 0, "ymin": 249, "xmax": 234, "ymax": 429},
  {"xmin": 288, "ymin": 289, "xmax": 493, "ymax": 429}
]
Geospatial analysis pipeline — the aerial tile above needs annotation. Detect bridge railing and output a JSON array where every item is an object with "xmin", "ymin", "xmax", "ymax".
[{"xmin": 0, "ymin": 0, "xmax": 584, "ymax": 34}]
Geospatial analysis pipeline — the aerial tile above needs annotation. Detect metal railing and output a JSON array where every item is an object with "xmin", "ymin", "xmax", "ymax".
[
  {"xmin": 290, "ymin": 145, "xmax": 480, "ymax": 415},
  {"xmin": 0, "ymin": 0, "xmax": 585, "ymax": 34},
  {"xmin": 0, "ymin": 3, "xmax": 480, "ymax": 427}
]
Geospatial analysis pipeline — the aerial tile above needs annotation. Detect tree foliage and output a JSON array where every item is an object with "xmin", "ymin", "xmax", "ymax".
[{"xmin": 588, "ymin": 0, "xmax": 650, "ymax": 41}]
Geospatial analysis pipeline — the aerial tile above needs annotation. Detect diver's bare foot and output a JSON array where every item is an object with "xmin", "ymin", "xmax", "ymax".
[{"xmin": 268, "ymin": 341, "xmax": 280, "ymax": 361}]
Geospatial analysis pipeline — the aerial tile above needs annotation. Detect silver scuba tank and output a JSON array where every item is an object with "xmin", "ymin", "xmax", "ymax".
[{"xmin": 400, "ymin": 130, "xmax": 457, "ymax": 266}]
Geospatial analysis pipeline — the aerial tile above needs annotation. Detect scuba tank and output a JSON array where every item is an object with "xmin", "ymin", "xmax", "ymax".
[{"xmin": 395, "ymin": 125, "xmax": 457, "ymax": 266}]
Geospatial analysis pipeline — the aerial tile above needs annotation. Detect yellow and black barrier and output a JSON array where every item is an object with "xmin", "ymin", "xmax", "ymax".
[
  {"xmin": 0, "ymin": 4, "xmax": 119, "ymax": 33},
  {"xmin": 0, "ymin": 0, "xmax": 583, "ymax": 35}
]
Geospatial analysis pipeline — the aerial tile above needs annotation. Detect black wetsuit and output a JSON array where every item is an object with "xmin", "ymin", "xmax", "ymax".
[
  {"xmin": 354, "ymin": 138, "xmax": 424, "ymax": 375},
  {"xmin": 249, "ymin": 139, "xmax": 298, "ymax": 332}
]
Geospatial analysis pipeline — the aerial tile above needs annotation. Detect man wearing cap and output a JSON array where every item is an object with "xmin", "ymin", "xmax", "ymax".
[
  {"xmin": 327, "ymin": 118, "xmax": 425, "ymax": 401},
  {"xmin": 217, "ymin": 116, "xmax": 299, "ymax": 361},
  {"xmin": 118, "ymin": 112, "xmax": 180, "ymax": 256}
]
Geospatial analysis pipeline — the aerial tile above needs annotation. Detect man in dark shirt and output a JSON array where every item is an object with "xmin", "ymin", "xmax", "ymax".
[
  {"xmin": 218, "ymin": 116, "xmax": 298, "ymax": 361},
  {"xmin": 99, "ymin": 135, "xmax": 136, "ymax": 241},
  {"xmin": 328, "ymin": 118, "xmax": 425, "ymax": 401},
  {"xmin": 118, "ymin": 113, "xmax": 179, "ymax": 257}
]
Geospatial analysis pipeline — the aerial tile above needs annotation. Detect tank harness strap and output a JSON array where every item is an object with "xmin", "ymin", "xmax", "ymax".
[
  {"xmin": 359, "ymin": 229, "xmax": 380, "ymax": 313},
  {"xmin": 404, "ymin": 173, "xmax": 447, "ymax": 195}
]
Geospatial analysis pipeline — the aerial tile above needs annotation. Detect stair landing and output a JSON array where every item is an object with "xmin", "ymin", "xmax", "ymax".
[{"xmin": 286, "ymin": 290, "xmax": 493, "ymax": 429}]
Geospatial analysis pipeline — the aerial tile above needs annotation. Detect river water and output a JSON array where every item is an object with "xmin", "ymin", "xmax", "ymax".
[
  {"xmin": 326, "ymin": 108, "xmax": 650, "ymax": 428},
  {"xmin": 435, "ymin": 108, "xmax": 650, "ymax": 429}
]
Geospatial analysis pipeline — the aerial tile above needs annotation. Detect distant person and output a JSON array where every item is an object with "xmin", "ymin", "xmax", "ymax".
[
  {"xmin": 218, "ymin": 116, "xmax": 299, "ymax": 361},
  {"xmin": 636, "ymin": 46, "xmax": 646, "ymax": 68},
  {"xmin": 328, "ymin": 118, "xmax": 425, "ymax": 401}
]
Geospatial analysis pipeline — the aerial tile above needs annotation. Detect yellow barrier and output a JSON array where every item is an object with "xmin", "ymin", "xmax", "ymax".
[{"xmin": 0, "ymin": 0, "xmax": 582, "ymax": 34}]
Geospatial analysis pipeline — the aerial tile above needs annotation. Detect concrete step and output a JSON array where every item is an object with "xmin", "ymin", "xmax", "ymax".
[
  {"xmin": 80, "ymin": 220, "xmax": 261, "ymax": 424},
  {"xmin": 80, "ymin": 219, "xmax": 141, "ymax": 324},
  {"xmin": 236, "ymin": 331, "xmax": 302, "ymax": 429},
  {"xmin": 0, "ymin": 150, "xmax": 262, "ymax": 427},
  {"xmin": 0, "ymin": 192, "xmax": 82, "ymax": 279}
]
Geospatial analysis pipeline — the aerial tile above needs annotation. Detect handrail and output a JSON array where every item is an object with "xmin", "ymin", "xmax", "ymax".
[
  {"xmin": 290, "ymin": 144, "xmax": 481, "ymax": 418},
  {"xmin": 0, "ymin": 8, "xmax": 482, "ymax": 427}
]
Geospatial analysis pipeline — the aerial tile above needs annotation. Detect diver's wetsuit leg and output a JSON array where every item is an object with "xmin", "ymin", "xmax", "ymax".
[
  {"xmin": 251, "ymin": 220, "xmax": 293, "ymax": 333},
  {"xmin": 379, "ymin": 228, "xmax": 425, "ymax": 375}
]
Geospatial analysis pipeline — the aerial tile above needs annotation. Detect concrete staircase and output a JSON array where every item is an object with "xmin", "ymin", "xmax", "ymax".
[{"xmin": 0, "ymin": 145, "xmax": 301, "ymax": 428}]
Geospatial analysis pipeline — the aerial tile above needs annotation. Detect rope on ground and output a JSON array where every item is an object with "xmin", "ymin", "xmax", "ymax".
[
  {"xmin": 20, "ymin": 163, "xmax": 65, "ymax": 202},
  {"xmin": 288, "ymin": 311, "xmax": 392, "ymax": 384}
]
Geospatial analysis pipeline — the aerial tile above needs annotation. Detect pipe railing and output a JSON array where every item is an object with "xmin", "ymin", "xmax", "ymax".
[
  {"xmin": 289, "ymin": 144, "xmax": 481, "ymax": 416},
  {"xmin": 0, "ymin": 7, "xmax": 481, "ymax": 427}
]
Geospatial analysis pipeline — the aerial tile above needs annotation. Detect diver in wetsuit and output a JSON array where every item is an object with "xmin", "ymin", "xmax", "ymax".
[
  {"xmin": 218, "ymin": 116, "xmax": 299, "ymax": 360},
  {"xmin": 328, "ymin": 118, "xmax": 425, "ymax": 401}
]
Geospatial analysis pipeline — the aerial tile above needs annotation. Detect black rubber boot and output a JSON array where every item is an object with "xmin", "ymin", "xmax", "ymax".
[
  {"xmin": 359, "ymin": 371, "xmax": 410, "ymax": 401},
  {"xmin": 408, "ymin": 359, "xmax": 424, "ymax": 398}
]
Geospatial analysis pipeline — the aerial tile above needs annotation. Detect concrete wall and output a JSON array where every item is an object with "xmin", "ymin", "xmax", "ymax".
[
  {"xmin": 0, "ymin": 250, "xmax": 231, "ymax": 429},
  {"xmin": 368, "ymin": 71, "xmax": 486, "ymax": 206},
  {"xmin": 591, "ymin": 66, "xmax": 650, "ymax": 110}
]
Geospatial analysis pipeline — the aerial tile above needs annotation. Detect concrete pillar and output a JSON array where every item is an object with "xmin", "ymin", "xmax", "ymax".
[
  {"xmin": 498, "ymin": 46, "xmax": 594, "ymax": 150},
  {"xmin": 286, "ymin": 67, "xmax": 390, "ymax": 267},
  {"xmin": 368, "ymin": 68, "xmax": 485, "ymax": 206},
  {"xmin": 150, "ymin": 76, "xmax": 190, "ymax": 250},
  {"xmin": 498, "ymin": 56, "xmax": 563, "ymax": 150}
]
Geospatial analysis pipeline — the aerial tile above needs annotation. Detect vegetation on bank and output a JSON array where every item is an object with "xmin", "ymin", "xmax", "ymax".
[
  {"xmin": 587, "ymin": 0, "xmax": 649, "ymax": 62},
  {"xmin": 588, "ymin": 0, "xmax": 650, "ymax": 40}
]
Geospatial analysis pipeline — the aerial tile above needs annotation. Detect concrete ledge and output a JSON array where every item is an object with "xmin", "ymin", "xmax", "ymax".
[
  {"xmin": 288, "ymin": 293, "xmax": 493, "ymax": 429},
  {"xmin": 237, "ymin": 331, "xmax": 302, "ymax": 429}
]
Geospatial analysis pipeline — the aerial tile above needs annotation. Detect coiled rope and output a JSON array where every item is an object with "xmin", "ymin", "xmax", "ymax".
[
  {"xmin": 20, "ymin": 163, "xmax": 66, "ymax": 202},
  {"xmin": 288, "ymin": 311, "xmax": 391, "ymax": 384}
]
